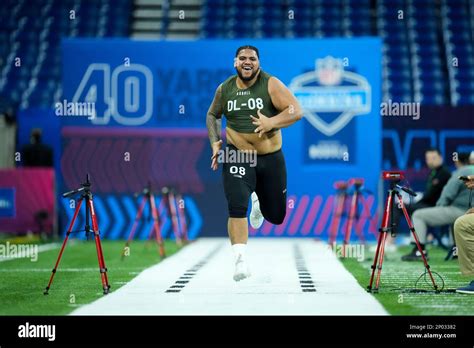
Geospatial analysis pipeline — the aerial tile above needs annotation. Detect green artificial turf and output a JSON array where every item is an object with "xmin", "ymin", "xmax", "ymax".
[
  {"xmin": 341, "ymin": 244, "xmax": 474, "ymax": 315},
  {"xmin": 0, "ymin": 239, "xmax": 180, "ymax": 315},
  {"xmin": 2, "ymin": 236, "xmax": 472, "ymax": 316}
]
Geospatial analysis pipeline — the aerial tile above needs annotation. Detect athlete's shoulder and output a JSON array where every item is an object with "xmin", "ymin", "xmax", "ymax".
[
  {"xmin": 221, "ymin": 74, "xmax": 237, "ymax": 87},
  {"xmin": 259, "ymin": 70, "xmax": 273, "ymax": 80},
  {"xmin": 260, "ymin": 71, "xmax": 282, "ymax": 89},
  {"xmin": 218, "ymin": 75, "xmax": 237, "ymax": 97}
]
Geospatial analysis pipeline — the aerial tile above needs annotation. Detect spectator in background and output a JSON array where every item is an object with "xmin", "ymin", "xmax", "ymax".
[
  {"xmin": 392, "ymin": 148, "xmax": 451, "ymax": 234},
  {"xmin": 453, "ymin": 175, "xmax": 474, "ymax": 294},
  {"xmin": 21, "ymin": 128, "xmax": 53, "ymax": 167},
  {"xmin": 402, "ymin": 152, "xmax": 474, "ymax": 261},
  {"xmin": 0, "ymin": 95, "xmax": 17, "ymax": 168}
]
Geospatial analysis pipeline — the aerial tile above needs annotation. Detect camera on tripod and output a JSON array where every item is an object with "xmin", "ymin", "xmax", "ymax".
[
  {"xmin": 382, "ymin": 171, "xmax": 405, "ymax": 182},
  {"xmin": 44, "ymin": 174, "xmax": 110, "ymax": 295},
  {"xmin": 367, "ymin": 170, "xmax": 439, "ymax": 293},
  {"xmin": 381, "ymin": 171, "xmax": 417, "ymax": 197}
]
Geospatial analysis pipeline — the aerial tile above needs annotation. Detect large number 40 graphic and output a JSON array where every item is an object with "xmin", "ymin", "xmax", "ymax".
[{"xmin": 72, "ymin": 63, "xmax": 153, "ymax": 125}]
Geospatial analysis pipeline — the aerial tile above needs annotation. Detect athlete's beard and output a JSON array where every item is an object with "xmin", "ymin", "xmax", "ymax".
[{"xmin": 236, "ymin": 67, "xmax": 260, "ymax": 82}]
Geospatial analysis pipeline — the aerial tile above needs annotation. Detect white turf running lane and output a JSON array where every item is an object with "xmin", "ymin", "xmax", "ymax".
[{"xmin": 72, "ymin": 238, "xmax": 387, "ymax": 315}]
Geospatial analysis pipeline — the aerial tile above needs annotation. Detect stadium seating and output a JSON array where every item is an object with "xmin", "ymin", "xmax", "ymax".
[
  {"xmin": 0, "ymin": 0, "xmax": 132, "ymax": 109},
  {"xmin": 0, "ymin": 0, "xmax": 473, "ymax": 108},
  {"xmin": 199, "ymin": 0, "xmax": 474, "ymax": 105}
]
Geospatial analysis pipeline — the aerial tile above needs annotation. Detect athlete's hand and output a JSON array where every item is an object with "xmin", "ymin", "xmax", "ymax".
[
  {"xmin": 251, "ymin": 110, "xmax": 274, "ymax": 138},
  {"xmin": 210, "ymin": 139, "xmax": 223, "ymax": 171}
]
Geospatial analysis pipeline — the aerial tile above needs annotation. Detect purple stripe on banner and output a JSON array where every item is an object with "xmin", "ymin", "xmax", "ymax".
[
  {"xmin": 288, "ymin": 195, "xmax": 310, "ymax": 235},
  {"xmin": 315, "ymin": 195, "xmax": 334, "ymax": 236},
  {"xmin": 301, "ymin": 196, "xmax": 322, "ymax": 235}
]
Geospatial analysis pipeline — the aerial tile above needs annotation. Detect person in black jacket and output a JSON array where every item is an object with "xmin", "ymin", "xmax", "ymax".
[
  {"xmin": 21, "ymin": 128, "xmax": 53, "ymax": 167},
  {"xmin": 392, "ymin": 147, "xmax": 451, "ymax": 233}
]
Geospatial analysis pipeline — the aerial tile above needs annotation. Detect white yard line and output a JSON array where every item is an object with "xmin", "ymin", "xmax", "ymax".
[{"xmin": 72, "ymin": 238, "xmax": 387, "ymax": 315}]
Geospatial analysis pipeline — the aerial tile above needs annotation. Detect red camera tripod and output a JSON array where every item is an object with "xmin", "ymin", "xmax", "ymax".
[
  {"xmin": 123, "ymin": 185, "xmax": 189, "ymax": 259},
  {"xmin": 122, "ymin": 183, "xmax": 166, "ymax": 259},
  {"xmin": 160, "ymin": 186, "xmax": 188, "ymax": 246},
  {"xmin": 367, "ymin": 172, "xmax": 439, "ymax": 292},
  {"xmin": 44, "ymin": 174, "xmax": 110, "ymax": 295},
  {"xmin": 342, "ymin": 178, "xmax": 367, "ymax": 256},
  {"xmin": 329, "ymin": 181, "xmax": 348, "ymax": 244}
]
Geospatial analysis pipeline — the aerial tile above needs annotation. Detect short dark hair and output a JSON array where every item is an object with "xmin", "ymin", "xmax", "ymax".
[
  {"xmin": 457, "ymin": 152, "xmax": 471, "ymax": 164},
  {"xmin": 235, "ymin": 45, "xmax": 259, "ymax": 58},
  {"xmin": 425, "ymin": 147, "xmax": 441, "ymax": 155}
]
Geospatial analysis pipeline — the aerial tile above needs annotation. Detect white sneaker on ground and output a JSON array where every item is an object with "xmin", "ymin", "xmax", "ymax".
[
  {"xmin": 249, "ymin": 192, "xmax": 264, "ymax": 229},
  {"xmin": 233, "ymin": 254, "xmax": 251, "ymax": 282}
]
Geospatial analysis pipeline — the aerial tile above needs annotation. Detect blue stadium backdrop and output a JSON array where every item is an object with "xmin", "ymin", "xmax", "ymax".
[{"xmin": 57, "ymin": 38, "xmax": 383, "ymax": 240}]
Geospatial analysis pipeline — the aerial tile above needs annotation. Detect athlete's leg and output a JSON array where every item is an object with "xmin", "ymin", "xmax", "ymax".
[
  {"xmin": 222, "ymin": 147, "xmax": 255, "ymax": 242},
  {"xmin": 255, "ymin": 149, "xmax": 287, "ymax": 225},
  {"xmin": 228, "ymin": 217, "xmax": 248, "ymax": 244},
  {"xmin": 222, "ymin": 144, "xmax": 256, "ymax": 280}
]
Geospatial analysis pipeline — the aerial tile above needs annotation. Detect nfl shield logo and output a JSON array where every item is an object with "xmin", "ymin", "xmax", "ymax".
[
  {"xmin": 316, "ymin": 56, "xmax": 343, "ymax": 86},
  {"xmin": 289, "ymin": 56, "xmax": 371, "ymax": 137}
]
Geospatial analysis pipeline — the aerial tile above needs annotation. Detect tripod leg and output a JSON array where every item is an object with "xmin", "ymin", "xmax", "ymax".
[
  {"xmin": 122, "ymin": 195, "xmax": 147, "ymax": 259},
  {"xmin": 44, "ymin": 198, "xmax": 83, "ymax": 295},
  {"xmin": 145, "ymin": 198, "xmax": 163, "ymax": 248},
  {"xmin": 176, "ymin": 193, "xmax": 189, "ymax": 243},
  {"xmin": 374, "ymin": 231, "xmax": 389, "ymax": 290},
  {"xmin": 397, "ymin": 193, "xmax": 439, "ymax": 291},
  {"xmin": 343, "ymin": 191, "xmax": 358, "ymax": 256},
  {"xmin": 167, "ymin": 192, "xmax": 182, "ymax": 246},
  {"xmin": 368, "ymin": 228, "xmax": 383, "ymax": 291},
  {"xmin": 329, "ymin": 193, "xmax": 343, "ymax": 245},
  {"xmin": 368, "ymin": 191, "xmax": 393, "ymax": 292},
  {"xmin": 354, "ymin": 194, "xmax": 367, "ymax": 244},
  {"xmin": 88, "ymin": 198, "xmax": 110, "ymax": 294},
  {"xmin": 150, "ymin": 192, "xmax": 166, "ymax": 258}
]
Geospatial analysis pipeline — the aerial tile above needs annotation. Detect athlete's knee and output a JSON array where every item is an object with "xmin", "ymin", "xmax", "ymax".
[
  {"xmin": 268, "ymin": 214, "xmax": 285, "ymax": 225},
  {"xmin": 228, "ymin": 204, "xmax": 248, "ymax": 218},
  {"xmin": 263, "ymin": 208, "xmax": 286, "ymax": 225}
]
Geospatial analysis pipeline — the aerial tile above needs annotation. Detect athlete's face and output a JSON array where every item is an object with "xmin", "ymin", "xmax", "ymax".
[{"xmin": 234, "ymin": 49, "xmax": 260, "ymax": 81}]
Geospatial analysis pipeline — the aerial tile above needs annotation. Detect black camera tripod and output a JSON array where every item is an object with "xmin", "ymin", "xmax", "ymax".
[
  {"xmin": 44, "ymin": 174, "xmax": 110, "ymax": 295},
  {"xmin": 367, "ymin": 179, "xmax": 439, "ymax": 293}
]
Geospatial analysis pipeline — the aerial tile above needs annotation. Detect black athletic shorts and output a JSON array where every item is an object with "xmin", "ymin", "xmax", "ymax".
[{"xmin": 222, "ymin": 143, "xmax": 287, "ymax": 224}]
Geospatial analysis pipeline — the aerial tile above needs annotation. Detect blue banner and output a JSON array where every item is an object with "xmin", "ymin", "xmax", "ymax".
[
  {"xmin": 0, "ymin": 188, "xmax": 15, "ymax": 218},
  {"xmin": 60, "ymin": 38, "xmax": 382, "ymax": 240}
]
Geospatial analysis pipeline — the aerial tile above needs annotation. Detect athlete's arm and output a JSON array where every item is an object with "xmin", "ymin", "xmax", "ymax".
[
  {"xmin": 251, "ymin": 77, "xmax": 302, "ymax": 137},
  {"xmin": 206, "ymin": 84, "xmax": 224, "ymax": 170},
  {"xmin": 206, "ymin": 84, "xmax": 223, "ymax": 144}
]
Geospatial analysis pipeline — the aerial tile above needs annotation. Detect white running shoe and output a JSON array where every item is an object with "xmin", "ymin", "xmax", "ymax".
[
  {"xmin": 233, "ymin": 254, "xmax": 251, "ymax": 282},
  {"xmin": 249, "ymin": 192, "xmax": 264, "ymax": 229}
]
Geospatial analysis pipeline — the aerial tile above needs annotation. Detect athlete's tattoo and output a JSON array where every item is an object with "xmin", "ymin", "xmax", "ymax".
[{"xmin": 206, "ymin": 84, "xmax": 223, "ymax": 144}]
